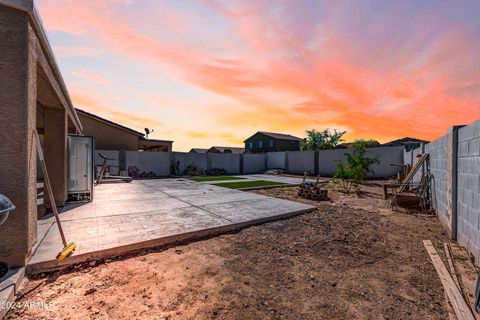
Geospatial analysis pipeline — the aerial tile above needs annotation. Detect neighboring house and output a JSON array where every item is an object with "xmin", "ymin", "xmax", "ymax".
[
  {"xmin": 383, "ymin": 137, "xmax": 429, "ymax": 151},
  {"xmin": 207, "ymin": 146, "xmax": 245, "ymax": 154},
  {"xmin": 138, "ymin": 139, "xmax": 173, "ymax": 152},
  {"xmin": 244, "ymin": 132, "xmax": 303, "ymax": 153},
  {"xmin": 76, "ymin": 108, "xmax": 173, "ymax": 151},
  {"xmin": 76, "ymin": 108, "xmax": 144, "ymax": 151},
  {"xmin": 336, "ymin": 142, "xmax": 356, "ymax": 149},
  {"xmin": 189, "ymin": 148, "xmax": 209, "ymax": 153}
]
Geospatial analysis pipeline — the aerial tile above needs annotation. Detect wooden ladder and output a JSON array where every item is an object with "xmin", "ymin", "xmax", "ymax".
[{"xmin": 397, "ymin": 153, "xmax": 430, "ymax": 193}]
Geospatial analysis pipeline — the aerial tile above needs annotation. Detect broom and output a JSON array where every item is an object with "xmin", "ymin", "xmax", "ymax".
[{"xmin": 34, "ymin": 130, "xmax": 76, "ymax": 261}]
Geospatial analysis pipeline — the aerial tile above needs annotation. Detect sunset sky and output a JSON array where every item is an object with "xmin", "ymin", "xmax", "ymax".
[{"xmin": 37, "ymin": 0, "xmax": 480, "ymax": 151}]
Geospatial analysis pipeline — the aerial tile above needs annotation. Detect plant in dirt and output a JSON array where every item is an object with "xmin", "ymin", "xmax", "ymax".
[
  {"xmin": 185, "ymin": 164, "xmax": 202, "ymax": 176},
  {"xmin": 301, "ymin": 129, "xmax": 346, "ymax": 151},
  {"xmin": 333, "ymin": 142, "xmax": 379, "ymax": 193},
  {"xmin": 170, "ymin": 161, "xmax": 180, "ymax": 176}
]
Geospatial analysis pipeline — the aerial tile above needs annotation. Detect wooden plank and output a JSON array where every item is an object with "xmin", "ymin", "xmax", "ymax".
[
  {"xmin": 444, "ymin": 243, "xmax": 462, "ymax": 290},
  {"xmin": 446, "ymin": 292, "xmax": 459, "ymax": 320},
  {"xmin": 398, "ymin": 153, "xmax": 428, "ymax": 192},
  {"xmin": 423, "ymin": 240, "xmax": 475, "ymax": 320},
  {"xmin": 449, "ymin": 244, "xmax": 480, "ymax": 320}
]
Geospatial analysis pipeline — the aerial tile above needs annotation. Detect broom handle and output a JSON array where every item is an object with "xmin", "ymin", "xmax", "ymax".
[{"xmin": 34, "ymin": 130, "xmax": 68, "ymax": 247}]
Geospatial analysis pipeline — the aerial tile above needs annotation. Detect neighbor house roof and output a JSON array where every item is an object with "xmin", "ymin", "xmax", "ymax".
[
  {"xmin": 76, "ymin": 108, "xmax": 144, "ymax": 137},
  {"xmin": 336, "ymin": 142, "xmax": 356, "ymax": 149},
  {"xmin": 140, "ymin": 138, "xmax": 173, "ymax": 143},
  {"xmin": 383, "ymin": 137, "xmax": 429, "ymax": 146},
  {"xmin": 244, "ymin": 131, "xmax": 303, "ymax": 142},
  {"xmin": 189, "ymin": 148, "xmax": 209, "ymax": 153},
  {"xmin": 208, "ymin": 146, "xmax": 245, "ymax": 154}
]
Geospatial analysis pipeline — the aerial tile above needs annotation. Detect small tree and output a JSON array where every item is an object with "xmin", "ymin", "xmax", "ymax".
[
  {"xmin": 333, "ymin": 142, "xmax": 379, "ymax": 193},
  {"xmin": 301, "ymin": 129, "xmax": 346, "ymax": 151}
]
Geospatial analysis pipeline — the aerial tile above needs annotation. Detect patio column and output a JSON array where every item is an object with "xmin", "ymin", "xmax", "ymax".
[
  {"xmin": 0, "ymin": 6, "xmax": 38, "ymax": 267},
  {"xmin": 43, "ymin": 107, "xmax": 68, "ymax": 206}
]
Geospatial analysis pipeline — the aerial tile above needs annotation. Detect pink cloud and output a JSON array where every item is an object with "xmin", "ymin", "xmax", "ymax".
[
  {"xmin": 72, "ymin": 70, "xmax": 112, "ymax": 84},
  {"xmin": 52, "ymin": 46, "xmax": 99, "ymax": 58},
  {"xmin": 37, "ymin": 0, "xmax": 480, "ymax": 145}
]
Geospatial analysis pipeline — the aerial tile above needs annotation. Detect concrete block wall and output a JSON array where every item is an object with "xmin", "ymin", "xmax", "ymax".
[
  {"xmin": 99, "ymin": 146, "xmax": 405, "ymax": 178},
  {"xmin": 287, "ymin": 151, "xmax": 315, "ymax": 174},
  {"xmin": 405, "ymin": 120, "xmax": 480, "ymax": 263},
  {"xmin": 365, "ymin": 146, "xmax": 404, "ymax": 178},
  {"xmin": 456, "ymin": 120, "xmax": 480, "ymax": 259},
  {"xmin": 126, "ymin": 151, "xmax": 170, "ymax": 176},
  {"xmin": 208, "ymin": 153, "xmax": 241, "ymax": 174},
  {"xmin": 244, "ymin": 154, "xmax": 266, "ymax": 173},
  {"xmin": 316, "ymin": 146, "xmax": 403, "ymax": 178},
  {"xmin": 318, "ymin": 149, "xmax": 350, "ymax": 176},
  {"xmin": 95, "ymin": 150, "xmax": 120, "ymax": 175},
  {"xmin": 425, "ymin": 136, "xmax": 448, "ymax": 225},
  {"xmin": 172, "ymin": 152, "xmax": 208, "ymax": 175},
  {"xmin": 267, "ymin": 152, "xmax": 285, "ymax": 169}
]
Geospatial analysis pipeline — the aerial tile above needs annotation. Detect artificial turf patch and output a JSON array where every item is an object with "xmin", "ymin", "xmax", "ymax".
[
  {"xmin": 190, "ymin": 176, "xmax": 246, "ymax": 182},
  {"xmin": 213, "ymin": 180, "xmax": 288, "ymax": 189}
]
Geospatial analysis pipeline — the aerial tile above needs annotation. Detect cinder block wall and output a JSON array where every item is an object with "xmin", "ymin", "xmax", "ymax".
[
  {"xmin": 208, "ymin": 153, "xmax": 241, "ymax": 174},
  {"xmin": 95, "ymin": 150, "xmax": 120, "ymax": 175},
  {"xmin": 98, "ymin": 146, "xmax": 405, "ymax": 178},
  {"xmin": 405, "ymin": 120, "xmax": 480, "ymax": 263},
  {"xmin": 172, "ymin": 152, "xmax": 208, "ymax": 174},
  {"xmin": 316, "ymin": 147, "xmax": 404, "ymax": 178},
  {"xmin": 243, "ymin": 154, "xmax": 266, "ymax": 173},
  {"xmin": 287, "ymin": 151, "xmax": 315, "ymax": 174},
  {"xmin": 318, "ymin": 149, "xmax": 351, "ymax": 176},
  {"xmin": 426, "ymin": 136, "xmax": 448, "ymax": 225},
  {"xmin": 126, "ymin": 151, "xmax": 170, "ymax": 176},
  {"xmin": 266, "ymin": 152, "xmax": 285, "ymax": 169},
  {"xmin": 456, "ymin": 121, "xmax": 480, "ymax": 259},
  {"xmin": 366, "ymin": 146, "xmax": 404, "ymax": 178}
]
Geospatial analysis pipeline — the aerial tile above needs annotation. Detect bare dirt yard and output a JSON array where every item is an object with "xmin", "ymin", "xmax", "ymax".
[{"xmin": 8, "ymin": 182, "xmax": 450, "ymax": 320}]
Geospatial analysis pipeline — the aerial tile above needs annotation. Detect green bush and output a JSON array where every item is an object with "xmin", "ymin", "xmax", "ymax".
[
  {"xmin": 185, "ymin": 164, "xmax": 202, "ymax": 176},
  {"xmin": 333, "ymin": 143, "xmax": 379, "ymax": 193}
]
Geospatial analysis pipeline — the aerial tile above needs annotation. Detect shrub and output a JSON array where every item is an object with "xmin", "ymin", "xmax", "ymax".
[
  {"xmin": 333, "ymin": 143, "xmax": 379, "ymax": 193},
  {"xmin": 185, "ymin": 164, "xmax": 202, "ymax": 176}
]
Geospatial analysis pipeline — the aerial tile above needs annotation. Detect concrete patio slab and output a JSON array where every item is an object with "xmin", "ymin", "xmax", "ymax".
[{"xmin": 28, "ymin": 178, "xmax": 314, "ymax": 274}]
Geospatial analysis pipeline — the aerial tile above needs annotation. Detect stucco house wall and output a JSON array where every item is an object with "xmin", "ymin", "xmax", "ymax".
[{"xmin": 78, "ymin": 113, "xmax": 141, "ymax": 151}]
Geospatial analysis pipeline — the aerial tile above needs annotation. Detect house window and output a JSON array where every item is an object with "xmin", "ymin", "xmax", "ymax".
[
  {"xmin": 248, "ymin": 142, "xmax": 253, "ymax": 149},
  {"xmin": 258, "ymin": 140, "xmax": 263, "ymax": 148},
  {"xmin": 269, "ymin": 139, "xmax": 274, "ymax": 148}
]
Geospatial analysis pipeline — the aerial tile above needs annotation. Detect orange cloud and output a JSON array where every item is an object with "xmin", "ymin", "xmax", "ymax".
[{"xmin": 37, "ymin": 0, "xmax": 480, "ymax": 150}]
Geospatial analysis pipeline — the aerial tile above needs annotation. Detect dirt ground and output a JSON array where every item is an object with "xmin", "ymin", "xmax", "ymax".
[{"xmin": 8, "ymin": 182, "xmax": 450, "ymax": 320}]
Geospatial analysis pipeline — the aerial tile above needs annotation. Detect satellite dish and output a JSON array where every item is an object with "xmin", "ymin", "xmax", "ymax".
[{"xmin": 144, "ymin": 128, "xmax": 154, "ymax": 139}]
